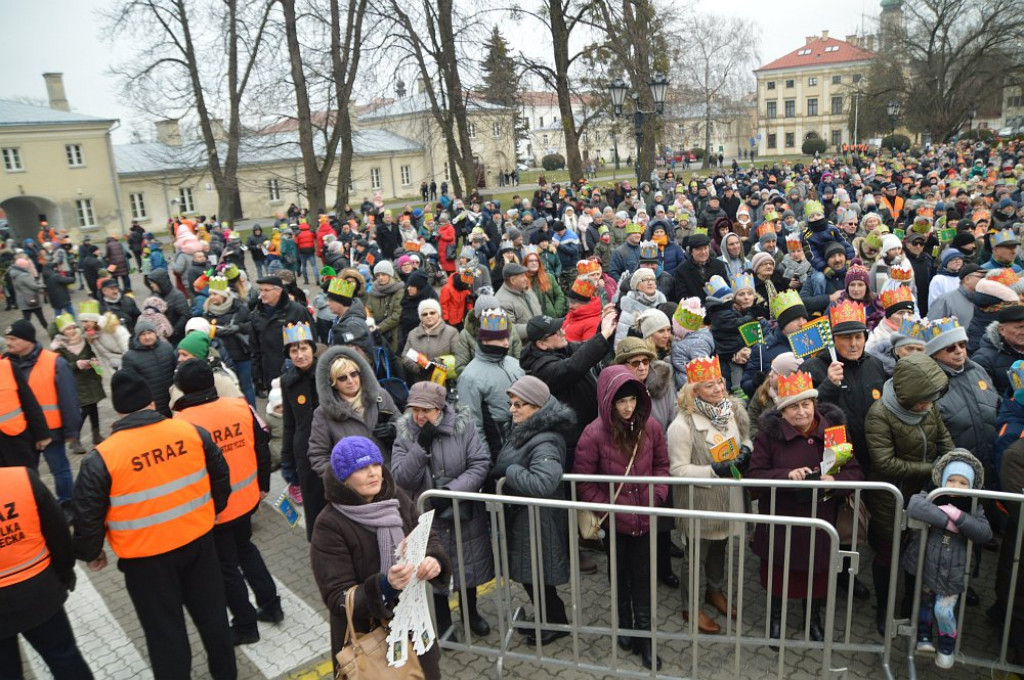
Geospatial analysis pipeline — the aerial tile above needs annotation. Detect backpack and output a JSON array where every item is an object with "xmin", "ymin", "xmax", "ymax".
[{"xmin": 371, "ymin": 340, "xmax": 408, "ymax": 412}]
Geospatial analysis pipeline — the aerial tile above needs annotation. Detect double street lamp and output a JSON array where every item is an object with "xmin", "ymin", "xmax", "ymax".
[
  {"xmin": 886, "ymin": 99, "xmax": 901, "ymax": 138},
  {"xmin": 608, "ymin": 73, "xmax": 670, "ymax": 184}
]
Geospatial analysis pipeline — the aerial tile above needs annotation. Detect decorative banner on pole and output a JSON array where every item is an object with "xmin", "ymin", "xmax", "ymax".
[
  {"xmin": 788, "ymin": 317, "xmax": 833, "ymax": 359},
  {"xmin": 739, "ymin": 321, "xmax": 764, "ymax": 347}
]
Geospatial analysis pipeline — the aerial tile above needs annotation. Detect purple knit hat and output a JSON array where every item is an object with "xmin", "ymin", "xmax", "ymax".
[{"xmin": 330, "ymin": 436, "xmax": 384, "ymax": 482}]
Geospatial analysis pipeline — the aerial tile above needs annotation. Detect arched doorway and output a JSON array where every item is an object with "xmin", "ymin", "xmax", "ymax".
[{"xmin": 0, "ymin": 196, "xmax": 62, "ymax": 242}]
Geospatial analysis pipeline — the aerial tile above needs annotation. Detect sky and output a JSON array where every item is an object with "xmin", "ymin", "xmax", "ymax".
[{"xmin": 1, "ymin": 0, "xmax": 878, "ymax": 144}]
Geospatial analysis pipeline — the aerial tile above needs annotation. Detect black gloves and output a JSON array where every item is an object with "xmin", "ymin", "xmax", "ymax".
[
  {"xmin": 710, "ymin": 461, "xmax": 734, "ymax": 478},
  {"xmin": 417, "ymin": 421, "xmax": 438, "ymax": 451},
  {"xmin": 217, "ymin": 324, "xmax": 239, "ymax": 337},
  {"xmin": 734, "ymin": 446, "xmax": 753, "ymax": 472},
  {"xmin": 429, "ymin": 491, "xmax": 452, "ymax": 512},
  {"xmin": 372, "ymin": 421, "xmax": 397, "ymax": 445}
]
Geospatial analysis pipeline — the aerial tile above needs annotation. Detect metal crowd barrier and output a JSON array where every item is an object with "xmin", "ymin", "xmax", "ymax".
[
  {"xmin": 904, "ymin": 487, "xmax": 1024, "ymax": 679},
  {"xmin": 416, "ymin": 476, "xmax": 906, "ymax": 680}
]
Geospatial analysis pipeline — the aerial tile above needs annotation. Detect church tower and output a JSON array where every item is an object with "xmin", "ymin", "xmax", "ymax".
[{"xmin": 878, "ymin": 0, "xmax": 904, "ymax": 54}]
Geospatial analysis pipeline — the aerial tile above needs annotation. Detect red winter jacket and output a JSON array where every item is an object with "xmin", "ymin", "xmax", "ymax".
[
  {"xmin": 315, "ymin": 222, "xmax": 337, "ymax": 256},
  {"xmin": 440, "ymin": 278, "xmax": 472, "ymax": 326},
  {"xmin": 438, "ymin": 223, "xmax": 457, "ymax": 272},
  {"xmin": 563, "ymin": 297, "xmax": 603, "ymax": 342},
  {"xmin": 295, "ymin": 223, "xmax": 316, "ymax": 253}
]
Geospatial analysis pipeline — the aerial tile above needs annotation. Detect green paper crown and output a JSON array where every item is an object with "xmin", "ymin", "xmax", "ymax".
[
  {"xmin": 208, "ymin": 276, "xmax": 229, "ymax": 293},
  {"xmin": 770, "ymin": 290, "xmax": 803, "ymax": 320},
  {"xmin": 803, "ymin": 200, "xmax": 824, "ymax": 218},
  {"xmin": 79, "ymin": 300, "xmax": 100, "ymax": 316},
  {"xmin": 55, "ymin": 313, "xmax": 77, "ymax": 333},
  {"xmin": 328, "ymin": 278, "xmax": 356, "ymax": 299}
]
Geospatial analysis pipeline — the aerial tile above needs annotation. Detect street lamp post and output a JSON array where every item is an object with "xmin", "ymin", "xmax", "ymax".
[
  {"xmin": 608, "ymin": 74, "xmax": 670, "ymax": 184},
  {"xmin": 966, "ymin": 108, "xmax": 977, "ymax": 140},
  {"xmin": 886, "ymin": 100, "xmax": 901, "ymax": 138}
]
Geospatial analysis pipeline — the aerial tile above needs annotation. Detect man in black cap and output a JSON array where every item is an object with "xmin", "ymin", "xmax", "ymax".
[
  {"xmin": 98, "ymin": 277, "xmax": 141, "ymax": 333},
  {"xmin": 172, "ymin": 359, "xmax": 280, "ymax": 645},
  {"xmin": 671, "ymin": 231, "xmax": 727, "ymax": 301},
  {"xmin": 975, "ymin": 304, "xmax": 1024, "ymax": 396},
  {"xmin": 71, "ymin": 369, "xmax": 236, "ymax": 680},
  {"xmin": 494, "ymin": 262, "xmax": 543, "ymax": 342},
  {"xmin": 879, "ymin": 183, "xmax": 904, "ymax": 226},
  {"xmin": 929, "ymin": 263, "xmax": 985, "ymax": 328},
  {"xmin": 250, "ymin": 275, "xmax": 313, "ymax": 398},
  {"xmin": 325, "ymin": 279, "xmax": 373, "ymax": 358}
]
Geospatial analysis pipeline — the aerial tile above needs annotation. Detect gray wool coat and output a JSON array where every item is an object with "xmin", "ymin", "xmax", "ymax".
[
  {"xmin": 9, "ymin": 264, "xmax": 44, "ymax": 311},
  {"xmin": 307, "ymin": 345, "xmax": 398, "ymax": 475},
  {"xmin": 392, "ymin": 405, "xmax": 495, "ymax": 590},
  {"xmin": 646, "ymin": 359, "xmax": 679, "ymax": 431},
  {"xmin": 490, "ymin": 397, "xmax": 576, "ymax": 586}
]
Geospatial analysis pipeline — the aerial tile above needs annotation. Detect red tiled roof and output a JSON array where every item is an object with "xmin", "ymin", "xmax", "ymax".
[{"xmin": 756, "ymin": 37, "xmax": 874, "ymax": 72}]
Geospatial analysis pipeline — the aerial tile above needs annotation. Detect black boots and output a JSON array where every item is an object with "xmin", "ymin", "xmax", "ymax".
[
  {"xmin": 617, "ymin": 590, "xmax": 635, "ymax": 652},
  {"xmin": 769, "ymin": 598, "xmax": 782, "ymax": 649},
  {"xmin": 462, "ymin": 588, "xmax": 490, "ymax": 637},
  {"xmin": 873, "ymin": 562, "xmax": 891, "ymax": 636},
  {"xmin": 633, "ymin": 606, "xmax": 661, "ymax": 671},
  {"xmin": 256, "ymin": 596, "xmax": 284, "ymax": 624},
  {"xmin": 806, "ymin": 599, "xmax": 824, "ymax": 642}
]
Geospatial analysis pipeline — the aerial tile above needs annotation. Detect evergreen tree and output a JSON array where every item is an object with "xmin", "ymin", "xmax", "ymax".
[{"xmin": 480, "ymin": 25, "xmax": 518, "ymax": 106}]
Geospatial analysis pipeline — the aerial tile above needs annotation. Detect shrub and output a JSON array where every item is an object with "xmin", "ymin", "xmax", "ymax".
[
  {"xmin": 801, "ymin": 137, "xmax": 827, "ymax": 155},
  {"xmin": 881, "ymin": 134, "xmax": 912, "ymax": 151},
  {"xmin": 689, "ymin": 147, "xmax": 705, "ymax": 160},
  {"xmin": 541, "ymin": 154, "xmax": 566, "ymax": 171},
  {"xmin": 961, "ymin": 128, "xmax": 995, "ymax": 141}
]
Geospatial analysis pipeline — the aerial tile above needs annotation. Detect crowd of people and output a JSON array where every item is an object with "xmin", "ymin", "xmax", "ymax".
[{"xmin": 3, "ymin": 137, "xmax": 1024, "ymax": 678}]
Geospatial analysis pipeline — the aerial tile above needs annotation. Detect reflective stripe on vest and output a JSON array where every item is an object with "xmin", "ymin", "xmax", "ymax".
[
  {"xmin": 173, "ymin": 397, "xmax": 260, "ymax": 525},
  {"xmin": 97, "ymin": 419, "xmax": 215, "ymax": 558},
  {"xmin": 0, "ymin": 359, "xmax": 27, "ymax": 436},
  {"xmin": 26, "ymin": 350, "xmax": 61, "ymax": 430},
  {"xmin": 0, "ymin": 467, "xmax": 51, "ymax": 588}
]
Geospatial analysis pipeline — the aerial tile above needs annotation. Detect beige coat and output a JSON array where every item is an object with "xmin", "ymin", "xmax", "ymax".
[
  {"xmin": 666, "ymin": 396, "xmax": 750, "ymax": 540},
  {"xmin": 401, "ymin": 322, "xmax": 460, "ymax": 380}
]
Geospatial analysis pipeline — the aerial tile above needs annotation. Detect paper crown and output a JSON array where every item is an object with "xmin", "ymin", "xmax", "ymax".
[
  {"xmin": 864, "ymin": 231, "xmax": 884, "ymax": 250},
  {"xmin": 570, "ymin": 276, "xmax": 596, "ymax": 299},
  {"xmin": 327, "ymin": 277, "xmax": 356, "ymax": 299},
  {"xmin": 684, "ymin": 355, "xmax": 721, "ymax": 384},
  {"xmin": 704, "ymin": 274, "xmax": 733, "ymax": 299},
  {"xmin": 757, "ymin": 223, "xmax": 777, "ymax": 239},
  {"xmin": 880, "ymin": 285, "xmax": 915, "ymax": 309},
  {"xmin": 79, "ymin": 299, "xmax": 100, "ymax": 316},
  {"xmin": 785, "ymin": 232, "xmax": 803, "ymax": 251},
  {"xmin": 691, "ymin": 227, "xmax": 708, "ymax": 237},
  {"xmin": 898, "ymin": 317, "xmax": 928, "ymax": 341},
  {"xmin": 987, "ymin": 267, "xmax": 1019, "ymax": 288},
  {"xmin": 829, "ymin": 299, "xmax": 867, "ymax": 328},
  {"xmin": 55, "ymin": 313, "xmax": 77, "ymax": 333},
  {"xmin": 804, "ymin": 200, "xmax": 824, "ymax": 218},
  {"xmin": 638, "ymin": 240, "xmax": 659, "ymax": 260},
  {"xmin": 926, "ymin": 316, "xmax": 963, "ymax": 339},
  {"xmin": 762, "ymin": 210, "xmax": 780, "ymax": 223},
  {"xmin": 674, "ymin": 298, "xmax": 706, "ymax": 331},
  {"xmin": 730, "ymin": 273, "xmax": 755, "ymax": 291},
  {"xmin": 222, "ymin": 264, "xmax": 241, "ymax": 281},
  {"xmin": 770, "ymin": 290, "xmax": 804, "ymax": 320},
  {"xmin": 458, "ymin": 267, "xmax": 476, "ymax": 284},
  {"xmin": 576, "ymin": 259, "xmax": 602, "ymax": 276},
  {"xmin": 282, "ymin": 322, "xmax": 314, "ymax": 346},
  {"xmin": 208, "ymin": 276, "xmax": 229, "ymax": 293},
  {"xmin": 625, "ymin": 222, "xmax": 645, "ymax": 235},
  {"xmin": 523, "ymin": 245, "xmax": 539, "ymax": 255},
  {"xmin": 777, "ymin": 370, "xmax": 815, "ymax": 400},
  {"xmin": 480, "ymin": 309, "xmax": 508, "ymax": 333},
  {"xmin": 992, "ymin": 229, "xmax": 1019, "ymax": 247},
  {"xmin": 320, "ymin": 266, "xmax": 337, "ymax": 280},
  {"xmin": 889, "ymin": 261, "xmax": 913, "ymax": 282},
  {"xmin": 1008, "ymin": 360, "xmax": 1024, "ymax": 392}
]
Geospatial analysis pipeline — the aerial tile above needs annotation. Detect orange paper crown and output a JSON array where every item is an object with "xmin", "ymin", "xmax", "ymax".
[
  {"xmin": 757, "ymin": 223, "xmax": 776, "ymax": 239},
  {"xmin": 685, "ymin": 355, "xmax": 722, "ymax": 384},
  {"xmin": 576, "ymin": 259, "xmax": 602, "ymax": 276},
  {"xmin": 889, "ymin": 261, "xmax": 913, "ymax": 282},
  {"xmin": 829, "ymin": 299, "xmax": 866, "ymax": 327},
  {"xmin": 777, "ymin": 370, "xmax": 815, "ymax": 400},
  {"xmin": 880, "ymin": 285, "xmax": 915, "ymax": 309},
  {"xmin": 570, "ymin": 277, "xmax": 596, "ymax": 299},
  {"xmin": 987, "ymin": 267, "xmax": 1019, "ymax": 288}
]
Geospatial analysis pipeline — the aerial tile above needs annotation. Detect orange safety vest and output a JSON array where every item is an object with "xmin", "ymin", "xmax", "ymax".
[
  {"xmin": 0, "ymin": 358, "xmax": 28, "ymax": 436},
  {"xmin": 174, "ymin": 397, "xmax": 260, "ymax": 524},
  {"xmin": 0, "ymin": 467, "xmax": 51, "ymax": 588},
  {"xmin": 26, "ymin": 350, "xmax": 61, "ymax": 430},
  {"xmin": 881, "ymin": 195, "xmax": 904, "ymax": 222},
  {"xmin": 97, "ymin": 418, "xmax": 215, "ymax": 558}
]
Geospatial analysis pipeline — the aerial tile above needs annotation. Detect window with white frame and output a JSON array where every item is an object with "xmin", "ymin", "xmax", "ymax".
[
  {"xmin": 400, "ymin": 165, "xmax": 411, "ymax": 186},
  {"xmin": 468, "ymin": 123, "xmax": 476, "ymax": 139},
  {"xmin": 268, "ymin": 179, "xmax": 281, "ymax": 201},
  {"xmin": 831, "ymin": 96, "xmax": 843, "ymax": 115},
  {"xmin": 370, "ymin": 167, "xmax": 381, "ymax": 190},
  {"xmin": 808, "ymin": 77, "xmax": 818, "ymax": 86},
  {"xmin": 807, "ymin": 98, "xmax": 818, "ymax": 116},
  {"xmin": 492, "ymin": 122, "xmax": 501, "ymax": 138},
  {"xmin": 538, "ymin": 116, "xmax": 544, "ymax": 127},
  {"xmin": 2, "ymin": 147, "xmax": 23, "ymax": 171},
  {"xmin": 178, "ymin": 187, "xmax": 195, "ymax": 213},
  {"xmin": 66, "ymin": 144, "xmax": 85, "ymax": 167},
  {"xmin": 766, "ymin": 81, "xmax": 776, "ymax": 90},
  {"xmin": 76, "ymin": 199, "xmax": 96, "ymax": 227},
  {"xmin": 129, "ymin": 192, "xmax": 147, "ymax": 220},
  {"xmin": 542, "ymin": 134, "xmax": 549, "ymax": 146}
]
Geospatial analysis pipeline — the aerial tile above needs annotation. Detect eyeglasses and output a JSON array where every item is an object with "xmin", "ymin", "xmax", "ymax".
[
  {"xmin": 627, "ymin": 357, "xmax": 651, "ymax": 369},
  {"xmin": 508, "ymin": 400, "xmax": 530, "ymax": 410},
  {"xmin": 420, "ymin": 310, "xmax": 438, "ymax": 316},
  {"xmin": 940, "ymin": 341, "xmax": 967, "ymax": 353},
  {"xmin": 335, "ymin": 370, "xmax": 361, "ymax": 383}
]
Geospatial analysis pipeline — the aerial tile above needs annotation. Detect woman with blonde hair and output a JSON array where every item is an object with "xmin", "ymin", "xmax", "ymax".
[
  {"xmin": 523, "ymin": 249, "xmax": 566, "ymax": 317},
  {"xmin": 667, "ymin": 356, "xmax": 752, "ymax": 635}
]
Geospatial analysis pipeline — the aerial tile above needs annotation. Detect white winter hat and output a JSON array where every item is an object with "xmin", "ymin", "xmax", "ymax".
[{"xmin": 881, "ymin": 234, "xmax": 903, "ymax": 253}]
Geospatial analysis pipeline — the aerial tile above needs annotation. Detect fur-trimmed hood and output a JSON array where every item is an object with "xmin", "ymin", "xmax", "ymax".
[
  {"xmin": 315, "ymin": 344, "xmax": 381, "ymax": 421},
  {"xmin": 931, "ymin": 448, "xmax": 985, "ymax": 490},
  {"xmin": 758, "ymin": 400, "xmax": 846, "ymax": 441},
  {"xmin": 505, "ymin": 396, "xmax": 576, "ymax": 449},
  {"xmin": 984, "ymin": 319, "xmax": 1007, "ymax": 352}
]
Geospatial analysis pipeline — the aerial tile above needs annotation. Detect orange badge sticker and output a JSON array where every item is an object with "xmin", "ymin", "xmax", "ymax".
[
  {"xmin": 872, "ymin": 389, "xmax": 881, "ymax": 400},
  {"xmin": 978, "ymin": 380, "xmax": 988, "ymax": 391},
  {"xmin": 297, "ymin": 395, "xmax": 307, "ymax": 405}
]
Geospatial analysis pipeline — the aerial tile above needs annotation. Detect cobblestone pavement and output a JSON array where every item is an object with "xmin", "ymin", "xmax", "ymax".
[{"xmin": 4, "ymin": 277, "xmax": 1021, "ymax": 680}]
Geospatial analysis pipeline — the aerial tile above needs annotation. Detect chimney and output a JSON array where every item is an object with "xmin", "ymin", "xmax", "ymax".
[
  {"xmin": 42, "ymin": 73, "xmax": 70, "ymax": 112},
  {"xmin": 210, "ymin": 118, "xmax": 227, "ymax": 142},
  {"xmin": 846, "ymin": 34, "xmax": 859, "ymax": 47},
  {"xmin": 806, "ymin": 36, "xmax": 816, "ymax": 45},
  {"xmin": 155, "ymin": 119, "xmax": 182, "ymax": 146},
  {"xmin": 821, "ymin": 30, "xmax": 829, "ymax": 40}
]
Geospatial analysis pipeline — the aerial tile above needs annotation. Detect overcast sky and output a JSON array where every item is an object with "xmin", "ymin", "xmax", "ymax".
[{"xmin": 1, "ymin": 0, "xmax": 876, "ymax": 143}]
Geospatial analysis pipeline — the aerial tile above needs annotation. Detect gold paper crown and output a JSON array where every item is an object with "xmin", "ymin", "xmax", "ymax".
[
  {"xmin": 829, "ymin": 299, "xmax": 866, "ymax": 327},
  {"xmin": 208, "ymin": 276, "xmax": 229, "ymax": 293},
  {"xmin": 880, "ymin": 285, "xmax": 915, "ymax": 309},
  {"xmin": 625, "ymin": 222, "xmax": 645, "ymax": 235},
  {"xmin": 480, "ymin": 309, "xmax": 508, "ymax": 332},
  {"xmin": 571, "ymin": 277, "xmax": 596, "ymax": 298},
  {"xmin": 777, "ymin": 370, "xmax": 815, "ymax": 400},
  {"xmin": 55, "ymin": 313, "xmax": 77, "ymax": 333},
  {"xmin": 757, "ymin": 223, "xmax": 776, "ymax": 239},
  {"xmin": 282, "ymin": 322, "xmax": 314, "ymax": 346},
  {"xmin": 889, "ymin": 261, "xmax": 913, "ymax": 282},
  {"xmin": 684, "ymin": 355, "xmax": 721, "ymax": 384},
  {"xmin": 770, "ymin": 290, "xmax": 803, "ymax": 320},
  {"xmin": 576, "ymin": 259, "xmax": 602, "ymax": 276},
  {"xmin": 987, "ymin": 267, "xmax": 1019, "ymax": 288},
  {"xmin": 327, "ymin": 277, "xmax": 356, "ymax": 299}
]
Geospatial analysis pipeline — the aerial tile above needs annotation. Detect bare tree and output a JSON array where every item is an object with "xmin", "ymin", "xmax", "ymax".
[
  {"xmin": 674, "ymin": 15, "xmax": 758, "ymax": 168},
  {"xmin": 887, "ymin": 0, "xmax": 1024, "ymax": 140},
  {"xmin": 105, "ymin": 0, "xmax": 274, "ymax": 225}
]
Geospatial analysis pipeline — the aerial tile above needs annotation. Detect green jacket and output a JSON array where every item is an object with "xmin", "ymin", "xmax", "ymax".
[
  {"xmin": 865, "ymin": 353, "xmax": 955, "ymax": 544},
  {"xmin": 55, "ymin": 341, "xmax": 106, "ymax": 407},
  {"xmin": 532, "ymin": 277, "xmax": 566, "ymax": 318},
  {"xmin": 366, "ymin": 281, "xmax": 405, "ymax": 353}
]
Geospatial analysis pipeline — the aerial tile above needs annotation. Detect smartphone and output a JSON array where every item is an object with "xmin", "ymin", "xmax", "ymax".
[{"xmin": 804, "ymin": 470, "xmax": 822, "ymax": 481}]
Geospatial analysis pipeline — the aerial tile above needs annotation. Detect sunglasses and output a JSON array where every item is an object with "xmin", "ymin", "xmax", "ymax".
[
  {"xmin": 627, "ymin": 357, "xmax": 651, "ymax": 369},
  {"xmin": 940, "ymin": 341, "xmax": 967, "ymax": 353},
  {"xmin": 335, "ymin": 370, "xmax": 361, "ymax": 383}
]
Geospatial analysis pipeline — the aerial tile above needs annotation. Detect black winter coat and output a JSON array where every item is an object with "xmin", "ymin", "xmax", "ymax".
[
  {"xmin": 121, "ymin": 334, "xmax": 177, "ymax": 416},
  {"xmin": 99, "ymin": 294, "xmax": 141, "ymax": 334},
  {"xmin": 250, "ymin": 295, "xmax": 313, "ymax": 391},
  {"xmin": 41, "ymin": 264, "xmax": 76, "ymax": 309},
  {"xmin": 671, "ymin": 256, "xmax": 728, "ymax": 302},
  {"xmin": 280, "ymin": 360, "xmax": 322, "ymax": 540},
  {"xmin": 202, "ymin": 298, "xmax": 252, "ymax": 362},
  {"xmin": 147, "ymin": 269, "xmax": 191, "ymax": 343}
]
